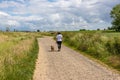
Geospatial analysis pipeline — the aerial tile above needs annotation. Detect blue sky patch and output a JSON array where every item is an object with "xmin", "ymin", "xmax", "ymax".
[{"xmin": 47, "ymin": 0, "xmax": 57, "ymax": 2}]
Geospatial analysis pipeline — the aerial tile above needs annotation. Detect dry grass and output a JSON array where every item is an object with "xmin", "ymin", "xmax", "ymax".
[
  {"xmin": 0, "ymin": 34, "xmax": 8, "ymax": 43},
  {"xmin": 108, "ymin": 56, "xmax": 120, "ymax": 68},
  {"xmin": 0, "ymin": 32, "xmax": 40, "ymax": 80}
]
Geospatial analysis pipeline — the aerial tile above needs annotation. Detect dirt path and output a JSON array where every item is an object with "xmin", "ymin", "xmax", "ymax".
[{"xmin": 33, "ymin": 37, "xmax": 120, "ymax": 80}]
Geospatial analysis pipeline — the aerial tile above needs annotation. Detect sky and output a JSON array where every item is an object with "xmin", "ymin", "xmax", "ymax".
[{"xmin": 0, "ymin": 0, "xmax": 120, "ymax": 31}]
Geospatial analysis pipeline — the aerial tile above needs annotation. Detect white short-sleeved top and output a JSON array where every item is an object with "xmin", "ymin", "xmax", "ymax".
[{"xmin": 56, "ymin": 34, "xmax": 63, "ymax": 41}]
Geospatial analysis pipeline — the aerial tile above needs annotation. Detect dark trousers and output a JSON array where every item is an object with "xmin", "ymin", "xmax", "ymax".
[{"xmin": 57, "ymin": 41, "xmax": 62, "ymax": 50}]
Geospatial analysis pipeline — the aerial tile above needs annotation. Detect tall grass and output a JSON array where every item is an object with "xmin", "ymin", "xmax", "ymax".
[
  {"xmin": 62, "ymin": 31, "xmax": 120, "ymax": 71},
  {"xmin": 0, "ymin": 32, "xmax": 40, "ymax": 80}
]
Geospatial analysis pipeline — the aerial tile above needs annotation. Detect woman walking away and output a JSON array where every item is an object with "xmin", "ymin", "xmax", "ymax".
[{"xmin": 56, "ymin": 32, "xmax": 63, "ymax": 51}]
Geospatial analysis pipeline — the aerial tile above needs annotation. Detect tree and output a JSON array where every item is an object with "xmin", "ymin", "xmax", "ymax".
[
  {"xmin": 6, "ymin": 27, "xmax": 10, "ymax": 32},
  {"xmin": 110, "ymin": 4, "xmax": 120, "ymax": 31},
  {"xmin": 97, "ymin": 28, "xmax": 100, "ymax": 31},
  {"xmin": 79, "ymin": 29, "xmax": 86, "ymax": 31},
  {"xmin": 108, "ymin": 27, "xmax": 112, "ymax": 30},
  {"xmin": 14, "ymin": 29, "xmax": 16, "ymax": 32},
  {"xmin": 37, "ymin": 29, "xmax": 40, "ymax": 32}
]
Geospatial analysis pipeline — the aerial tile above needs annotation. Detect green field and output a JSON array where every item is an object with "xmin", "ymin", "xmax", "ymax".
[{"xmin": 62, "ymin": 31, "xmax": 120, "ymax": 71}]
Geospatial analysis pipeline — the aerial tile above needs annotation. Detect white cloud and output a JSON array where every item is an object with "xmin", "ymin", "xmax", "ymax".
[
  {"xmin": 50, "ymin": 13, "xmax": 61, "ymax": 22},
  {"xmin": 7, "ymin": 20, "xmax": 20, "ymax": 26},
  {"xmin": 0, "ymin": 11, "xmax": 10, "ymax": 17},
  {"xmin": 0, "ymin": 0, "xmax": 120, "ymax": 31},
  {"xmin": 14, "ymin": 16, "xmax": 43, "ymax": 22}
]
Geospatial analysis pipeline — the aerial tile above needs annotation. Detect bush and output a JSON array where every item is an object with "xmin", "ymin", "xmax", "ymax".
[{"xmin": 106, "ymin": 37, "xmax": 120, "ymax": 55}]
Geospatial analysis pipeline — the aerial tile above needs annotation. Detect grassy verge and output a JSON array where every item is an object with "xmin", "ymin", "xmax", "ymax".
[
  {"xmin": 62, "ymin": 31, "xmax": 120, "ymax": 72},
  {"xmin": 0, "ymin": 32, "xmax": 39, "ymax": 80}
]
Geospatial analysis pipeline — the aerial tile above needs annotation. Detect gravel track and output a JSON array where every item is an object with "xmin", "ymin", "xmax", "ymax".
[{"xmin": 33, "ymin": 37, "xmax": 120, "ymax": 80}]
